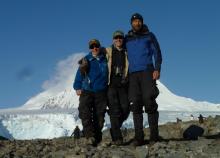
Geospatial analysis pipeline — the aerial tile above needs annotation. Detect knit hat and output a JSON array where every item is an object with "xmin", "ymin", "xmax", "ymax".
[{"xmin": 130, "ymin": 13, "xmax": 143, "ymax": 24}]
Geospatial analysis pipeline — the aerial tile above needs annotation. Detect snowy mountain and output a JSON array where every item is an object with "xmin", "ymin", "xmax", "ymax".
[
  {"xmin": 1, "ymin": 52, "xmax": 220, "ymax": 140},
  {"xmin": 20, "ymin": 52, "xmax": 220, "ymax": 111}
]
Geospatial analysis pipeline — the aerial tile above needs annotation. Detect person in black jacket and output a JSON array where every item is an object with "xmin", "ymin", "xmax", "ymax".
[
  {"xmin": 72, "ymin": 125, "xmax": 80, "ymax": 139},
  {"xmin": 105, "ymin": 31, "xmax": 129, "ymax": 145},
  {"xmin": 125, "ymin": 13, "xmax": 162, "ymax": 146}
]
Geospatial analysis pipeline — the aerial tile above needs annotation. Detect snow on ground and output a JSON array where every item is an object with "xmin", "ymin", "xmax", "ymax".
[{"xmin": 1, "ymin": 109, "xmax": 220, "ymax": 140}]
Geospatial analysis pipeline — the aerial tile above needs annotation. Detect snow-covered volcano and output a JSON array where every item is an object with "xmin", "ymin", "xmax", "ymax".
[
  {"xmin": 20, "ymin": 53, "xmax": 84, "ymax": 110},
  {"xmin": 20, "ymin": 53, "xmax": 220, "ymax": 112}
]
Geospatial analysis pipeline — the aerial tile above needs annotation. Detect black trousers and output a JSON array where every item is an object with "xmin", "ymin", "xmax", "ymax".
[
  {"xmin": 78, "ymin": 90, "xmax": 107, "ymax": 142},
  {"xmin": 108, "ymin": 86, "xmax": 129, "ymax": 141},
  {"xmin": 129, "ymin": 71, "xmax": 159, "ymax": 141}
]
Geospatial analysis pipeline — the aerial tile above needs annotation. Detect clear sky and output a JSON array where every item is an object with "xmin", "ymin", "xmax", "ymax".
[{"xmin": 0, "ymin": 0, "xmax": 220, "ymax": 109}]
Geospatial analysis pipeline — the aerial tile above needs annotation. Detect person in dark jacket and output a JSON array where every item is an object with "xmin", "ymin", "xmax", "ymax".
[
  {"xmin": 125, "ymin": 13, "xmax": 162, "ymax": 146},
  {"xmin": 72, "ymin": 125, "xmax": 80, "ymax": 139},
  {"xmin": 105, "ymin": 30, "xmax": 129, "ymax": 145},
  {"xmin": 73, "ymin": 39, "xmax": 108, "ymax": 145}
]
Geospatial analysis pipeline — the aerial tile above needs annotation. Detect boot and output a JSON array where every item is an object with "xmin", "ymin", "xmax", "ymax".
[
  {"xmin": 110, "ymin": 117, "xmax": 123, "ymax": 142},
  {"xmin": 111, "ymin": 139, "xmax": 123, "ymax": 146},
  {"xmin": 148, "ymin": 112, "xmax": 159, "ymax": 142},
  {"xmin": 132, "ymin": 113, "xmax": 144, "ymax": 146}
]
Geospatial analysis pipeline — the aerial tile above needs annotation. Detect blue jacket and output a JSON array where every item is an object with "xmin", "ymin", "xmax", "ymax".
[
  {"xmin": 125, "ymin": 28, "xmax": 162, "ymax": 73},
  {"xmin": 73, "ymin": 52, "xmax": 108, "ymax": 92}
]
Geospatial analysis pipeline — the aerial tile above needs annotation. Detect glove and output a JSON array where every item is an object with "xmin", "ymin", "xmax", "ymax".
[
  {"xmin": 151, "ymin": 84, "xmax": 159, "ymax": 99},
  {"xmin": 78, "ymin": 58, "xmax": 89, "ymax": 77}
]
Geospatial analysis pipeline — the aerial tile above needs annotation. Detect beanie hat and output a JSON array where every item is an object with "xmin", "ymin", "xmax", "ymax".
[{"xmin": 130, "ymin": 13, "xmax": 143, "ymax": 24}]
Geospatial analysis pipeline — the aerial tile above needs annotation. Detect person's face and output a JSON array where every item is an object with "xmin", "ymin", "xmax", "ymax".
[
  {"xmin": 90, "ymin": 44, "xmax": 100, "ymax": 56},
  {"xmin": 132, "ymin": 19, "xmax": 143, "ymax": 32},
  {"xmin": 113, "ymin": 36, "xmax": 124, "ymax": 48}
]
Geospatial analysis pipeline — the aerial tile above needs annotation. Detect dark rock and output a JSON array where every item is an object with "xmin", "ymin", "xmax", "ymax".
[{"xmin": 183, "ymin": 125, "xmax": 204, "ymax": 140}]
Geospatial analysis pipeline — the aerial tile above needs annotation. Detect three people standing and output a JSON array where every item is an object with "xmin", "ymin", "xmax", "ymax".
[{"xmin": 73, "ymin": 13, "xmax": 162, "ymax": 146}]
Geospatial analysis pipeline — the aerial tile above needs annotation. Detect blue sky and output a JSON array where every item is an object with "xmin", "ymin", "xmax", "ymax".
[{"xmin": 0, "ymin": 0, "xmax": 220, "ymax": 109}]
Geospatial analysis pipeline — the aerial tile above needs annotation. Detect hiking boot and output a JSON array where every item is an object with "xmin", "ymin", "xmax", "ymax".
[
  {"xmin": 111, "ymin": 139, "xmax": 123, "ymax": 146},
  {"xmin": 149, "ymin": 136, "xmax": 163, "ymax": 145},
  {"xmin": 131, "ymin": 139, "xmax": 145, "ymax": 147},
  {"xmin": 149, "ymin": 135, "xmax": 159, "ymax": 143},
  {"xmin": 86, "ymin": 137, "xmax": 96, "ymax": 146}
]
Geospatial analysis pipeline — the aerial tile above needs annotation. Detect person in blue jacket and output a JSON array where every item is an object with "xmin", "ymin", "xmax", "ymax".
[
  {"xmin": 73, "ymin": 39, "xmax": 108, "ymax": 145},
  {"xmin": 125, "ymin": 13, "xmax": 162, "ymax": 146}
]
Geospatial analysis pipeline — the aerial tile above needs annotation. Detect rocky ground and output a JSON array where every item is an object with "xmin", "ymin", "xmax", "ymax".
[{"xmin": 1, "ymin": 115, "xmax": 220, "ymax": 158}]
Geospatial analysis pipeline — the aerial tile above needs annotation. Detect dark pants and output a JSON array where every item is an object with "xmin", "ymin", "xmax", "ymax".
[
  {"xmin": 78, "ymin": 90, "xmax": 107, "ymax": 143},
  {"xmin": 129, "ymin": 71, "xmax": 159, "ymax": 141},
  {"xmin": 108, "ymin": 86, "xmax": 130, "ymax": 141}
]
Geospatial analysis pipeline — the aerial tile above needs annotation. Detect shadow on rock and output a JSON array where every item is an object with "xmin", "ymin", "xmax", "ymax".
[
  {"xmin": 205, "ymin": 133, "xmax": 220, "ymax": 139},
  {"xmin": 158, "ymin": 138, "xmax": 186, "ymax": 142}
]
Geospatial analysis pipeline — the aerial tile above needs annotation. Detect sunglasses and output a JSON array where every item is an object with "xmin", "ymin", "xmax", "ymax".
[
  {"xmin": 89, "ymin": 44, "xmax": 100, "ymax": 49},
  {"xmin": 114, "ymin": 36, "xmax": 124, "ymax": 40}
]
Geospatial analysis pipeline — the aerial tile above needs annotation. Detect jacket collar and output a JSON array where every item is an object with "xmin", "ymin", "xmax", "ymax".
[
  {"xmin": 87, "ymin": 52, "xmax": 105, "ymax": 61},
  {"xmin": 112, "ymin": 45, "xmax": 125, "ymax": 52}
]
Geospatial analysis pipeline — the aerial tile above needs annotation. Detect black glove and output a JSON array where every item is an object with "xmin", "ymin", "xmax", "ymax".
[{"xmin": 151, "ymin": 84, "xmax": 159, "ymax": 99}]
